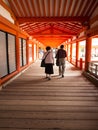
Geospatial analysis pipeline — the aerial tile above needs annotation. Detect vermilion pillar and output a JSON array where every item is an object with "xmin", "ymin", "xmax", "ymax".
[
  {"xmin": 32, "ymin": 43, "xmax": 34, "ymax": 62},
  {"xmin": 76, "ymin": 41, "xmax": 79, "ymax": 67},
  {"xmin": 67, "ymin": 44, "xmax": 70, "ymax": 61},
  {"xmin": 26, "ymin": 38, "xmax": 29, "ymax": 65},
  {"xmin": 70, "ymin": 43, "xmax": 72, "ymax": 63},
  {"xmin": 16, "ymin": 33, "xmax": 20, "ymax": 72},
  {"xmin": 85, "ymin": 37, "xmax": 92, "ymax": 71},
  {"xmin": 66, "ymin": 44, "xmax": 68, "ymax": 61},
  {"xmin": 36, "ymin": 43, "xmax": 39, "ymax": 60}
]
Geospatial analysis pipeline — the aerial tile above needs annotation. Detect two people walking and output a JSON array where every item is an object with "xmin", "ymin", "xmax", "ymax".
[{"xmin": 41, "ymin": 45, "xmax": 67, "ymax": 80}]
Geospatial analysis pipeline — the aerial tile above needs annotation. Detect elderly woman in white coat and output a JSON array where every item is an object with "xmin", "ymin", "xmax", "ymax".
[{"xmin": 42, "ymin": 46, "xmax": 54, "ymax": 80}]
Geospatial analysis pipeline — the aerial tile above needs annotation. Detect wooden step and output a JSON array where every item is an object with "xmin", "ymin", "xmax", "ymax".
[{"xmin": 0, "ymin": 61, "xmax": 97, "ymax": 130}]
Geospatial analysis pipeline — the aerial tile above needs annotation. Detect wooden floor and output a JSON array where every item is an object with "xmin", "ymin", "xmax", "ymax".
[{"xmin": 0, "ymin": 61, "xmax": 98, "ymax": 130}]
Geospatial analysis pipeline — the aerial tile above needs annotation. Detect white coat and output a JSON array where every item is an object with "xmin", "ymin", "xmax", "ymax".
[{"xmin": 42, "ymin": 50, "xmax": 54, "ymax": 64}]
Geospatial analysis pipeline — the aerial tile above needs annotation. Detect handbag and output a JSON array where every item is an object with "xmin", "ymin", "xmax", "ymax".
[
  {"xmin": 40, "ymin": 52, "xmax": 50, "ymax": 67},
  {"xmin": 40, "ymin": 59, "xmax": 46, "ymax": 67},
  {"xmin": 56, "ymin": 59, "xmax": 59, "ymax": 66}
]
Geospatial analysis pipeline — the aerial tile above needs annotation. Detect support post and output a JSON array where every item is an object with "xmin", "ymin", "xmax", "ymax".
[
  {"xmin": 76, "ymin": 41, "xmax": 79, "ymax": 67},
  {"xmin": 16, "ymin": 33, "xmax": 20, "ymax": 72},
  {"xmin": 80, "ymin": 58, "xmax": 83, "ymax": 70},
  {"xmin": 85, "ymin": 37, "xmax": 92, "ymax": 71}
]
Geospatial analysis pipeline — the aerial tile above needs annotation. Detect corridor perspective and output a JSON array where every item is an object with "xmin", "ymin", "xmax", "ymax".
[
  {"xmin": 0, "ymin": 60, "xmax": 98, "ymax": 130},
  {"xmin": 0, "ymin": 0, "xmax": 98, "ymax": 129}
]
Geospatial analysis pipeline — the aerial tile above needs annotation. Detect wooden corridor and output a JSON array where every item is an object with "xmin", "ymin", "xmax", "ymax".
[{"xmin": 0, "ymin": 61, "xmax": 98, "ymax": 130}]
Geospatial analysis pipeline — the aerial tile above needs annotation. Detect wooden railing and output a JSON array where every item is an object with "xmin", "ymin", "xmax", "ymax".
[
  {"xmin": 70, "ymin": 58, "xmax": 85, "ymax": 70},
  {"xmin": 88, "ymin": 61, "xmax": 98, "ymax": 78},
  {"xmin": 69, "ymin": 58, "xmax": 98, "ymax": 78}
]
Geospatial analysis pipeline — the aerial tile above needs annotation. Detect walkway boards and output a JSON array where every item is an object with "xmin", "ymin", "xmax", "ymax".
[{"xmin": 0, "ymin": 61, "xmax": 98, "ymax": 130}]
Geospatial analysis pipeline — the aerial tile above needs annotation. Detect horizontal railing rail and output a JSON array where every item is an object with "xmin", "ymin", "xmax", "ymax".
[{"xmin": 88, "ymin": 61, "xmax": 98, "ymax": 78}]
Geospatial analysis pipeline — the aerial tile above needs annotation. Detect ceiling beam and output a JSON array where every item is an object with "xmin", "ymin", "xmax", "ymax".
[
  {"xmin": 27, "ymin": 25, "xmax": 77, "ymax": 35},
  {"xmin": 17, "ymin": 17, "xmax": 89, "ymax": 24},
  {"xmin": 31, "ymin": 34, "xmax": 73, "ymax": 36},
  {"xmin": 53, "ymin": 27, "xmax": 77, "ymax": 35}
]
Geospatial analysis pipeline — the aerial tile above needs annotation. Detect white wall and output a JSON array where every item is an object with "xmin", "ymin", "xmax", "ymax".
[{"xmin": 0, "ymin": 5, "xmax": 14, "ymax": 24}]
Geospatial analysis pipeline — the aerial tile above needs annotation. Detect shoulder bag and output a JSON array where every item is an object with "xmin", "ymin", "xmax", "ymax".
[{"xmin": 40, "ymin": 52, "xmax": 50, "ymax": 67}]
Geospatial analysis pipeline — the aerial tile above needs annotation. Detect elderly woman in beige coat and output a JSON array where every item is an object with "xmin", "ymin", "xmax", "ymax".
[{"xmin": 42, "ymin": 46, "xmax": 54, "ymax": 80}]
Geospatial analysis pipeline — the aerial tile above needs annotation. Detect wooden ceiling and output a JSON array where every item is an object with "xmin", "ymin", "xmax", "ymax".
[{"xmin": 4, "ymin": 0, "xmax": 98, "ymax": 47}]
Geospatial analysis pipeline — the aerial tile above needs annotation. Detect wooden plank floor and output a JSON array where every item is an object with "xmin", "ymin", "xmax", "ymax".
[{"xmin": 0, "ymin": 61, "xmax": 98, "ymax": 130}]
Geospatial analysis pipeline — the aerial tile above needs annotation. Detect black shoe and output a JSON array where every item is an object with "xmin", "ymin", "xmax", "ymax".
[
  {"xmin": 48, "ymin": 77, "xmax": 51, "ymax": 80},
  {"xmin": 62, "ymin": 75, "xmax": 64, "ymax": 78}
]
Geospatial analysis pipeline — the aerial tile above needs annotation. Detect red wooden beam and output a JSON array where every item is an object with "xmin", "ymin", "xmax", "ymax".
[
  {"xmin": 17, "ymin": 17, "xmax": 89, "ymax": 24},
  {"xmin": 32, "ymin": 35, "xmax": 72, "ymax": 37}
]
